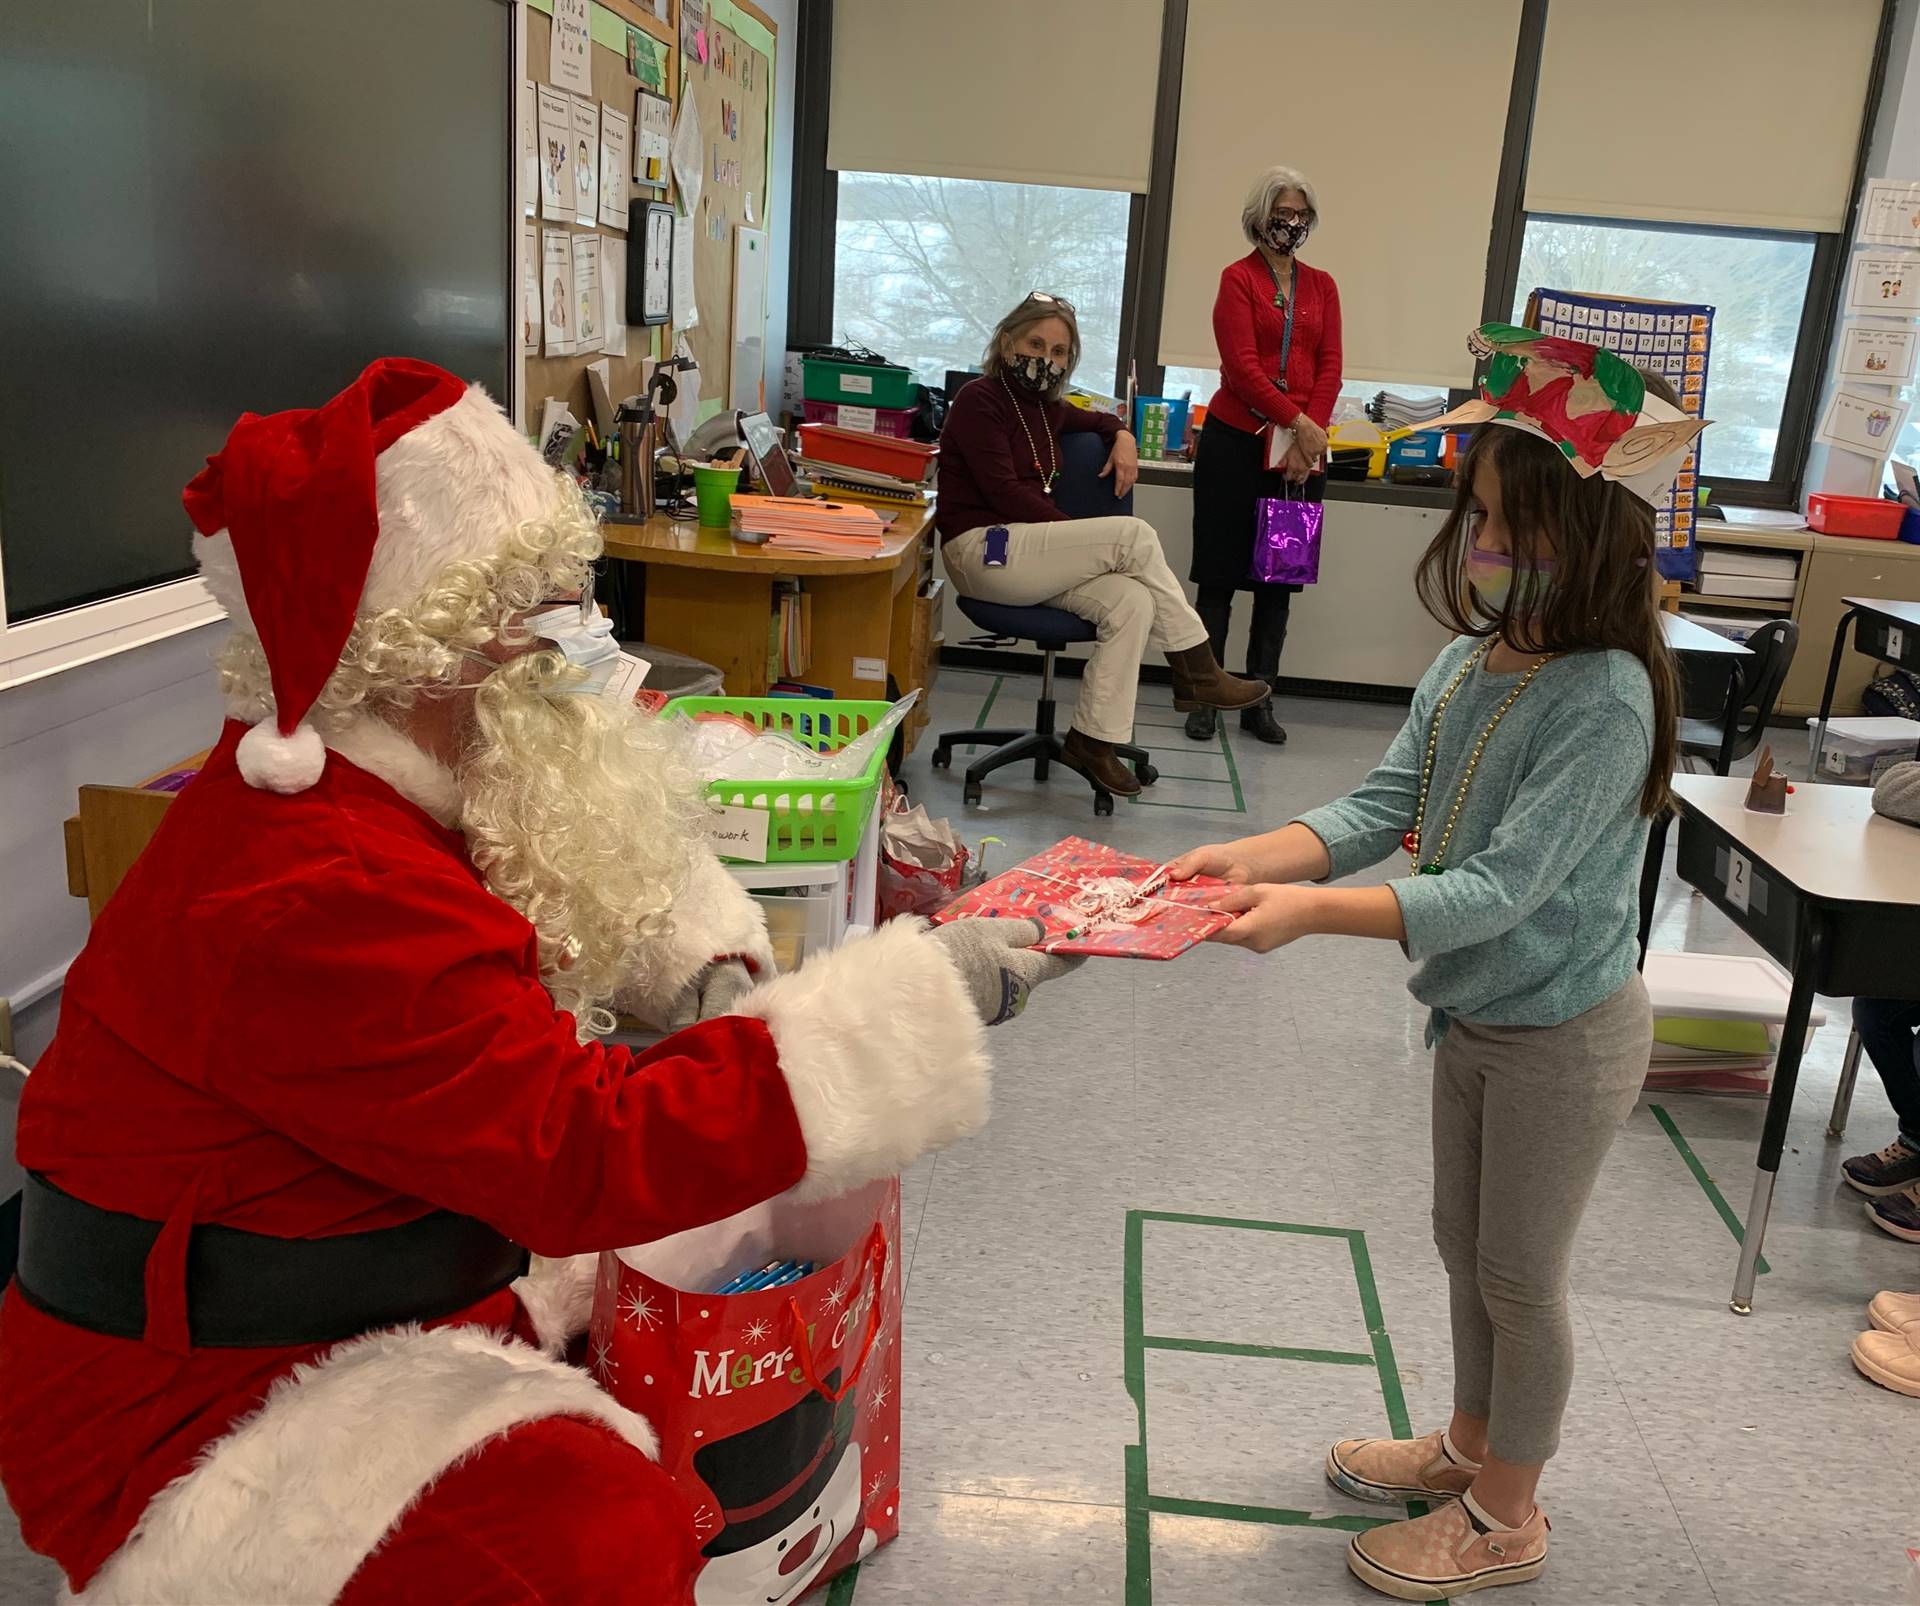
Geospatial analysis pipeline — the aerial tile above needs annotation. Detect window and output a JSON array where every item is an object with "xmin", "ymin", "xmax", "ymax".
[
  {"xmin": 1158, "ymin": 368, "xmax": 1445, "ymax": 427},
  {"xmin": 832, "ymin": 172, "xmax": 1132, "ymax": 394},
  {"xmin": 1511, "ymin": 218, "xmax": 1817, "ymax": 484}
]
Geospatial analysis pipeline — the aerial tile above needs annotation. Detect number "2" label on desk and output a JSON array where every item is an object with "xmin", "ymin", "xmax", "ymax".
[{"xmin": 1725, "ymin": 848, "xmax": 1753, "ymax": 914}]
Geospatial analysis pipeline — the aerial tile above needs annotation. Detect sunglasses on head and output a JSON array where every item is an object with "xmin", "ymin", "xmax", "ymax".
[{"xmin": 1026, "ymin": 290, "xmax": 1076, "ymax": 316}]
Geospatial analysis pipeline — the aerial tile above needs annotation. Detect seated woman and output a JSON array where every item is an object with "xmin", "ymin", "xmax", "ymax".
[{"xmin": 938, "ymin": 294, "xmax": 1271, "ymax": 795}]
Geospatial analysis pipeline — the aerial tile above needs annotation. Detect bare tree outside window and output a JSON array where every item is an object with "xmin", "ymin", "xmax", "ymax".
[
  {"xmin": 1513, "ymin": 218, "xmax": 1816, "ymax": 482},
  {"xmin": 833, "ymin": 171, "xmax": 1131, "ymax": 393}
]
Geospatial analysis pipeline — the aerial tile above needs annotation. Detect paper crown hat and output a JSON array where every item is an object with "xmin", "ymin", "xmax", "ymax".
[{"xmin": 1417, "ymin": 323, "xmax": 1710, "ymax": 506}]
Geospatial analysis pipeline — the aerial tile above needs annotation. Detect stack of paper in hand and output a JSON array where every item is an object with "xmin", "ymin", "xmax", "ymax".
[
  {"xmin": 1368, "ymin": 390, "xmax": 1449, "ymax": 429},
  {"xmin": 731, "ymin": 494, "xmax": 886, "ymax": 555}
]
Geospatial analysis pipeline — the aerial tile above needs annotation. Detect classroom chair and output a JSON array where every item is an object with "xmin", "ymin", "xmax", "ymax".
[
  {"xmin": 1680, "ymin": 618, "xmax": 1800, "ymax": 775},
  {"xmin": 931, "ymin": 431, "xmax": 1159, "ymax": 816}
]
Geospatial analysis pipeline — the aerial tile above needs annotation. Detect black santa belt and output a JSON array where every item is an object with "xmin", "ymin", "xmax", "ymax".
[{"xmin": 8, "ymin": 1172, "xmax": 530, "ymax": 1349}]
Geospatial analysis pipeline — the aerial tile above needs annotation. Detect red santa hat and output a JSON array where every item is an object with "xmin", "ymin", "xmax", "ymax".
[{"xmin": 185, "ymin": 357, "xmax": 561, "ymax": 794}]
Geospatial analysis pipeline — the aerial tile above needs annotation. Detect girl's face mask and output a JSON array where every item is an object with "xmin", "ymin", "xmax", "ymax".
[{"xmin": 1466, "ymin": 546, "xmax": 1555, "ymax": 616}]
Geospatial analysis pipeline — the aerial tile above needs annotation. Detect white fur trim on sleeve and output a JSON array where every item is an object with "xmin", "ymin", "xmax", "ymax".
[
  {"xmin": 71, "ymin": 1325, "xmax": 656, "ymax": 1606},
  {"xmin": 511, "ymin": 1252, "xmax": 600, "ymax": 1355},
  {"xmin": 738, "ymin": 919, "xmax": 989, "ymax": 1199}
]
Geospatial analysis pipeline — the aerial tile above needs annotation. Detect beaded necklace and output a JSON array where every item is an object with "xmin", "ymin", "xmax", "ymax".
[
  {"xmin": 1402, "ymin": 641, "xmax": 1556, "ymax": 874},
  {"xmin": 1000, "ymin": 378, "xmax": 1059, "ymax": 495}
]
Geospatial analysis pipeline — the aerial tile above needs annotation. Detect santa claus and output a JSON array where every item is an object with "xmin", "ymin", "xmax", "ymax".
[{"xmin": 0, "ymin": 358, "xmax": 1074, "ymax": 1604}]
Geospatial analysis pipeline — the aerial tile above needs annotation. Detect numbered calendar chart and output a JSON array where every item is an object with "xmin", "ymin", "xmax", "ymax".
[{"xmin": 1527, "ymin": 288, "xmax": 1714, "ymax": 583}]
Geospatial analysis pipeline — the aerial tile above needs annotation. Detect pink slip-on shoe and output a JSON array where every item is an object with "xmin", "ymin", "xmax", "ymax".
[
  {"xmin": 1869, "ymin": 1290, "xmax": 1920, "ymax": 1333},
  {"xmin": 1347, "ymin": 1490, "xmax": 1550, "ymax": 1600},
  {"xmin": 1853, "ymin": 1323, "xmax": 1920, "ymax": 1398},
  {"xmin": 1326, "ymin": 1429, "xmax": 1480, "ymax": 1503}
]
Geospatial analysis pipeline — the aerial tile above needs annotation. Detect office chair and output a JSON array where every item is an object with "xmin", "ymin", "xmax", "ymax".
[{"xmin": 1679, "ymin": 618, "xmax": 1799, "ymax": 775}]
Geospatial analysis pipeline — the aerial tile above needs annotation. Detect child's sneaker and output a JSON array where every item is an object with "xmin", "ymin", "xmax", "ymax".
[
  {"xmin": 1843, "ymin": 1137, "xmax": 1920, "ymax": 1196},
  {"xmin": 1326, "ymin": 1429, "xmax": 1479, "ymax": 1504},
  {"xmin": 1347, "ymin": 1491, "xmax": 1549, "ymax": 1600},
  {"xmin": 1867, "ymin": 1183, "xmax": 1920, "ymax": 1242},
  {"xmin": 1853, "ymin": 1322, "xmax": 1920, "ymax": 1398},
  {"xmin": 1869, "ymin": 1290, "xmax": 1920, "ymax": 1332}
]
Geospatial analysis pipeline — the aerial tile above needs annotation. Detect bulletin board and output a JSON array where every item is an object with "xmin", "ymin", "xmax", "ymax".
[
  {"xmin": 679, "ymin": 11, "xmax": 773, "ymax": 412},
  {"xmin": 525, "ymin": 0, "xmax": 675, "ymax": 428},
  {"xmin": 522, "ymin": 0, "xmax": 777, "ymax": 434}
]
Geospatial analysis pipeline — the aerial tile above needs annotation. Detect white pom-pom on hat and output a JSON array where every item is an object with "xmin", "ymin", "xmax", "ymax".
[{"xmin": 236, "ymin": 720, "xmax": 328, "ymax": 795}]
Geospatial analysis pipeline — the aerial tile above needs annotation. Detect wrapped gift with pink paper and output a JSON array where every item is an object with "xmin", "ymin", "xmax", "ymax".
[
  {"xmin": 929, "ymin": 835, "xmax": 1231, "ymax": 959},
  {"xmin": 589, "ymin": 1180, "xmax": 902, "ymax": 1604}
]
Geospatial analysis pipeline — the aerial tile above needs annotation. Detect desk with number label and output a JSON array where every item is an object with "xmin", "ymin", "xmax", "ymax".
[
  {"xmin": 1639, "ymin": 775, "xmax": 1920, "ymax": 1313},
  {"xmin": 1810, "ymin": 597, "xmax": 1920, "ymax": 773},
  {"xmin": 1661, "ymin": 612, "xmax": 1753, "ymax": 776}
]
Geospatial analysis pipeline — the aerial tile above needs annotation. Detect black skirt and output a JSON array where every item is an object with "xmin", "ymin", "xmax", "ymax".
[{"xmin": 1189, "ymin": 413, "xmax": 1326, "ymax": 592}]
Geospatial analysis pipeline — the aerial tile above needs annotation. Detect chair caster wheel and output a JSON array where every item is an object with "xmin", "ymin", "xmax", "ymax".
[
  {"xmin": 963, "ymin": 780, "xmax": 983, "ymax": 806},
  {"xmin": 1135, "ymin": 763, "xmax": 1159, "ymax": 787},
  {"xmin": 932, "ymin": 747, "xmax": 952, "ymax": 770},
  {"xmin": 1094, "ymin": 791, "xmax": 1115, "ymax": 817}
]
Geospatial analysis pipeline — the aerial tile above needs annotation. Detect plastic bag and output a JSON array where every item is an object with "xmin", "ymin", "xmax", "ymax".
[{"xmin": 877, "ymin": 792, "xmax": 969, "ymax": 919}]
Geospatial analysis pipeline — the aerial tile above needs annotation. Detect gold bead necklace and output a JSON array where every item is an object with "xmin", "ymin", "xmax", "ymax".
[{"xmin": 1402, "ymin": 641, "xmax": 1556, "ymax": 875}]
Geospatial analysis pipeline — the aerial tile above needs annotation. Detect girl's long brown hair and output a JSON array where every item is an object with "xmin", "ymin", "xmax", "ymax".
[{"xmin": 1413, "ymin": 423, "xmax": 1679, "ymax": 818}]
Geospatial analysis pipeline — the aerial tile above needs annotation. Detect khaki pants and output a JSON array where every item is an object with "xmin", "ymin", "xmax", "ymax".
[{"xmin": 943, "ymin": 517, "xmax": 1208, "ymax": 744}]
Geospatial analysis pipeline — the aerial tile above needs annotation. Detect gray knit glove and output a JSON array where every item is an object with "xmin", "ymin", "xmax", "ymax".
[
  {"xmin": 929, "ymin": 918, "xmax": 1084, "ymax": 1026},
  {"xmin": 1875, "ymin": 760, "xmax": 1920, "ymax": 828}
]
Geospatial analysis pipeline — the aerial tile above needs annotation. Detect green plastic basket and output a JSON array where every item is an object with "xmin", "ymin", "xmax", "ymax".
[{"xmin": 666, "ymin": 697, "xmax": 893, "ymax": 863}]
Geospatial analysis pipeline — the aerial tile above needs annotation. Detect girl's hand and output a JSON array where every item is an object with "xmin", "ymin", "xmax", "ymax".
[
  {"xmin": 1167, "ymin": 844, "xmax": 1254, "ymax": 885},
  {"xmin": 1206, "ymin": 884, "xmax": 1319, "ymax": 952},
  {"xmin": 1101, "ymin": 430, "xmax": 1140, "ymax": 496}
]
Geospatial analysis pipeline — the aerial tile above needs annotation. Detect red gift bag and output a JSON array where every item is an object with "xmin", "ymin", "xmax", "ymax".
[{"xmin": 591, "ymin": 1180, "xmax": 902, "ymax": 1605}]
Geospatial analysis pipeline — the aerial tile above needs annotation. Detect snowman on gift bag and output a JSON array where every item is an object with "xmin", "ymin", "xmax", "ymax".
[{"xmin": 692, "ymin": 1374, "xmax": 876, "ymax": 1605}]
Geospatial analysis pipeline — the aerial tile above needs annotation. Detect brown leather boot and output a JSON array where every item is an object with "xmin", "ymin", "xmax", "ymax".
[
  {"xmin": 1165, "ymin": 645, "xmax": 1274, "ymax": 713},
  {"xmin": 1062, "ymin": 729, "xmax": 1143, "ymax": 796}
]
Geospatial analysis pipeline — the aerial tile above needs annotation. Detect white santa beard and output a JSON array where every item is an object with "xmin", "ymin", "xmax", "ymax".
[{"xmin": 458, "ymin": 656, "xmax": 705, "ymax": 1033}]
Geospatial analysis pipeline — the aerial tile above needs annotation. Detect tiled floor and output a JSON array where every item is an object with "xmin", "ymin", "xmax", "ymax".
[
  {"xmin": 2, "ymin": 668, "xmax": 1911, "ymax": 1606},
  {"xmin": 840, "ymin": 668, "xmax": 1916, "ymax": 1606}
]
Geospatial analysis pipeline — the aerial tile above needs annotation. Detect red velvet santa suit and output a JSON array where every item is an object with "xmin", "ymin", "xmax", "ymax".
[{"xmin": 0, "ymin": 361, "xmax": 991, "ymax": 1604}]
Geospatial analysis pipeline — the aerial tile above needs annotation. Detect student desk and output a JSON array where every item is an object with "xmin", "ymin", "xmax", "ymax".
[
  {"xmin": 1809, "ymin": 597, "xmax": 1920, "ymax": 774},
  {"xmin": 1640, "ymin": 775, "xmax": 1920, "ymax": 1314},
  {"xmin": 601, "ymin": 504, "xmax": 939, "ymax": 725},
  {"xmin": 1661, "ymin": 612, "xmax": 1753, "ymax": 776}
]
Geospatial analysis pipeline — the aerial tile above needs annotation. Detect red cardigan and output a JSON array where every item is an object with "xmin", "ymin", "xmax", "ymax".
[{"xmin": 1204, "ymin": 251, "xmax": 1343, "ymax": 435}]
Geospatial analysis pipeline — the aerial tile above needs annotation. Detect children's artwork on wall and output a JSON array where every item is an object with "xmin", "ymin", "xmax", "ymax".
[
  {"xmin": 635, "ymin": 88, "xmax": 671, "ymax": 188},
  {"xmin": 571, "ymin": 96, "xmax": 599, "ymax": 228},
  {"xmin": 548, "ymin": 0, "xmax": 591, "ymax": 95},
  {"xmin": 536, "ymin": 85, "xmax": 571, "ymax": 221}
]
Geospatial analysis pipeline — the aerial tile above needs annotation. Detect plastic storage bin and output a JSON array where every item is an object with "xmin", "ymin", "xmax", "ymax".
[
  {"xmin": 1387, "ymin": 430, "xmax": 1445, "ymax": 469},
  {"xmin": 801, "ymin": 399, "xmax": 916, "ymax": 437},
  {"xmin": 667, "ymin": 696, "xmax": 893, "ymax": 862},
  {"xmin": 1807, "ymin": 715, "xmax": 1920, "ymax": 783},
  {"xmin": 1807, "ymin": 492, "xmax": 1905, "ymax": 539},
  {"xmin": 797, "ymin": 423, "xmax": 938, "ymax": 483},
  {"xmin": 802, "ymin": 357, "xmax": 917, "ymax": 410}
]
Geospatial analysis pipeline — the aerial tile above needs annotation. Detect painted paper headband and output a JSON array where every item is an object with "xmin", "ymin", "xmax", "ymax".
[{"xmin": 1418, "ymin": 323, "xmax": 1711, "ymax": 507}]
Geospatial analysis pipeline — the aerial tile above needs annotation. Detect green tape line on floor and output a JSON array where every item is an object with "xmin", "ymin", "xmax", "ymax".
[{"xmin": 1649, "ymin": 1104, "xmax": 1770, "ymax": 1276}]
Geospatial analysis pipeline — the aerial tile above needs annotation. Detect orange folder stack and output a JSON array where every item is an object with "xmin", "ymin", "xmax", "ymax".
[{"xmin": 731, "ymin": 494, "xmax": 888, "ymax": 555}]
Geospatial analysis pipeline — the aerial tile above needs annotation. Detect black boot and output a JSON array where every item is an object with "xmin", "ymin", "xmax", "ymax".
[
  {"xmin": 1240, "ymin": 699, "xmax": 1287, "ymax": 746},
  {"xmin": 1185, "ymin": 707, "xmax": 1217, "ymax": 742}
]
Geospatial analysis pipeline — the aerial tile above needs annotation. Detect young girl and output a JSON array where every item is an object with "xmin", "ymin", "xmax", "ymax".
[{"xmin": 1172, "ymin": 326, "xmax": 1706, "ymax": 1600}]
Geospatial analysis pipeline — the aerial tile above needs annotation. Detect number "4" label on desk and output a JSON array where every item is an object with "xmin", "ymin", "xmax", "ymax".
[
  {"xmin": 1725, "ymin": 848, "xmax": 1753, "ymax": 914},
  {"xmin": 1889, "ymin": 624, "xmax": 1907, "ymax": 662}
]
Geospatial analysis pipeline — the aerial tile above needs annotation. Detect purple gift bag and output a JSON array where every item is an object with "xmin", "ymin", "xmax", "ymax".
[{"xmin": 1251, "ymin": 487, "xmax": 1323, "ymax": 585}]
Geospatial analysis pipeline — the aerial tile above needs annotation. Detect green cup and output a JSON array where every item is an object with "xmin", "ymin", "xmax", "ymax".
[{"xmin": 694, "ymin": 464, "xmax": 741, "ymax": 528}]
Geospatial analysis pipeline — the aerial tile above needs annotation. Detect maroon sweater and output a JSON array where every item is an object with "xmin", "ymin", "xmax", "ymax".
[
  {"xmin": 935, "ymin": 376, "xmax": 1122, "ymax": 540},
  {"xmin": 1206, "ymin": 251, "xmax": 1343, "ymax": 435}
]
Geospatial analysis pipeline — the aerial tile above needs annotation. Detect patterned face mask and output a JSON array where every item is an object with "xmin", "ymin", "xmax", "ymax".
[
  {"xmin": 1008, "ymin": 351, "xmax": 1066, "ymax": 393},
  {"xmin": 1263, "ymin": 217, "xmax": 1309, "ymax": 255},
  {"xmin": 1466, "ymin": 548, "xmax": 1555, "ymax": 616}
]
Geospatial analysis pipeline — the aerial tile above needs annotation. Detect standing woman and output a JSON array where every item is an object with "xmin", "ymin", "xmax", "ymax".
[{"xmin": 1188, "ymin": 165, "xmax": 1343, "ymax": 746}]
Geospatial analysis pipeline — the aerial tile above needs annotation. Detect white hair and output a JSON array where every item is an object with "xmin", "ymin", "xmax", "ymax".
[{"xmin": 1240, "ymin": 165, "xmax": 1320, "ymax": 245}]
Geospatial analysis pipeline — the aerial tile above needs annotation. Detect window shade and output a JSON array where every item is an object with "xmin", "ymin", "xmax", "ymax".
[
  {"xmin": 827, "ymin": 0, "xmax": 1161, "ymax": 192},
  {"xmin": 1158, "ymin": 0, "xmax": 1523, "ymax": 385},
  {"xmin": 1526, "ymin": 0, "xmax": 1880, "ymax": 232}
]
